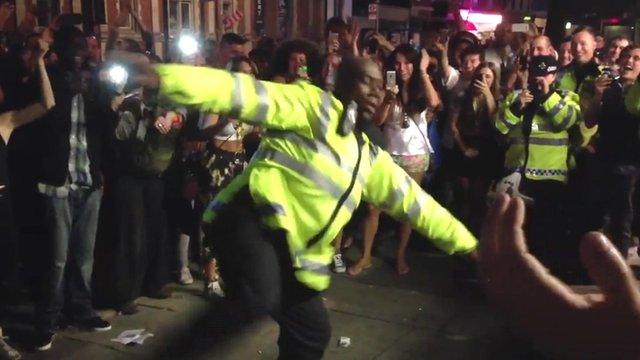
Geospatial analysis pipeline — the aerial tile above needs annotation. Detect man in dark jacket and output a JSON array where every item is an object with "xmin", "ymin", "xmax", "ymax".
[
  {"xmin": 585, "ymin": 45, "xmax": 640, "ymax": 257},
  {"xmin": 34, "ymin": 26, "xmax": 113, "ymax": 351}
]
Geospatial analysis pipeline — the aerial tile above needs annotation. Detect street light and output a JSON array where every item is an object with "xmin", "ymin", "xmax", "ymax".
[{"xmin": 178, "ymin": 34, "xmax": 199, "ymax": 57}]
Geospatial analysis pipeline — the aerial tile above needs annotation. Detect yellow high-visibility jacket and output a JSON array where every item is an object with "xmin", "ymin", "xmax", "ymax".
[
  {"xmin": 556, "ymin": 62, "xmax": 602, "ymax": 148},
  {"xmin": 495, "ymin": 89, "xmax": 581, "ymax": 183},
  {"xmin": 157, "ymin": 65, "xmax": 477, "ymax": 291}
]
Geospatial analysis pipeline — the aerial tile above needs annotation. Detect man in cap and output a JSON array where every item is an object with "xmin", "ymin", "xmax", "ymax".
[{"xmin": 494, "ymin": 55, "xmax": 581, "ymax": 272}]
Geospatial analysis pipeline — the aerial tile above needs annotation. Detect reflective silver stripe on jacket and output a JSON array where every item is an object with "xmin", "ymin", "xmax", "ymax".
[
  {"xmin": 298, "ymin": 257, "xmax": 331, "ymax": 275},
  {"xmin": 316, "ymin": 91, "xmax": 333, "ymax": 137},
  {"xmin": 379, "ymin": 173, "xmax": 414, "ymax": 217},
  {"xmin": 499, "ymin": 115, "xmax": 517, "ymax": 130},
  {"xmin": 257, "ymin": 202, "xmax": 286, "ymax": 217},
  {"xmin": 547, "ymin": 99, "xmax": 567, "ymax": 118},
  {"xmin": 253, "ymin": 147, "xmax": 358, "ymax": 213},
  {"xmin": 252, "ymin": 78, "xmax": 269, "ymax": 123},
  {"xmin": 230, "ymin": 74, "xmax": 244, "ymax": 119},
  {"xmin": 511, "ymin": 137, "xmax": 569, "ymax": 146},
  {"xmin": 554, "ymin": 105, "xmax": 574, "ymax": 130}
]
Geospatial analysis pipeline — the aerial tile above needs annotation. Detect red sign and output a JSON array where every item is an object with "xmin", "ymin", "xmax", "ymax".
[{"xmin": 223, "ymin": 9, "xmax": 243, "ymax": 30}]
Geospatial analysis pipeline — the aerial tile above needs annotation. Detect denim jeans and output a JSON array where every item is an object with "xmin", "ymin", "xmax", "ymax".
[{"xmin": 37, "ymin": 187, "xmax": 102, "ymax": 332}]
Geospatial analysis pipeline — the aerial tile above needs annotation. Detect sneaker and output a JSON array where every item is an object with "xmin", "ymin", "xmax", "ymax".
[
  {"xmin": 78, "ymin": 317, "xmax": 111, "ymax": 332},
  {"xmin": 179, "ymin": 267, "xmax": 194, "ymax": 285},
  {"xmin": 0, "ymin": 335, "xmax": 20, "ymax": 360},
  {"xmin": 34, "ymin": 331, "xmax": 54, "ymax": 352},
  {"xmin": 332, "ymin": 254, "xmax": 346, "ymax": 273}
]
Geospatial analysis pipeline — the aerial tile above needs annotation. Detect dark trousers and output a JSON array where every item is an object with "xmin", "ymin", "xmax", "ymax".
[
  {"xmin": 603, "ymin": 171, "xmax": 638, "ymax": 255},
  {"xmin": 37, "ymin": 188, "xmax": 102, "ymax": 332},
  {"xmin": 522, "ymin": 179, "xmax": 573, "ymax": 274},
  {"xmin": 212, "ymin": 188, "xmax": 331, "ymax": 360},
  {"xmin": 111, "ymin": 176, "xmax": 168, "ymax": 306}
]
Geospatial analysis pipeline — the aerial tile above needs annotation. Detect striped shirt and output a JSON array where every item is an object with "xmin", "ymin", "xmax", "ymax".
[{"xmin": 38, "ymin": 94, "xmax": 93, "ymax": 198}]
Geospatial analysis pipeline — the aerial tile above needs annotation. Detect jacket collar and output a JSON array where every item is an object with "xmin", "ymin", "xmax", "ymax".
[{"xmin": 338, "ymin": 101, "xmax": 358, "ymax": 136}]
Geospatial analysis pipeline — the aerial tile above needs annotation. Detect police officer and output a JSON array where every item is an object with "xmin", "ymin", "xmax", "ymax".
[
  {"xmin": 115, "ymin": 53, "xmax": 477, "ymax": 359},
  {"xmin": 495, "ymin": 55, "xmax": 581, "ymax": 272}
]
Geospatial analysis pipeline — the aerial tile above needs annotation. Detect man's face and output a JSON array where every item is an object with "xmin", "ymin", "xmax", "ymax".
[
  {"xmin": 219, "ymin": 42, "xmax": 245, "ymax": 67},
  {"xmin": 495, "ymin": 24, "xmax": 513, "ymax": 46},
  {"xmin": 86, "ymin": 36, "xmax": 101, "ymax": 63},
  {"xmin": 595, "ymin": 35, "xmax": 605, "ymax": 49},
  {"xmin": 530, "ymin": 38, "xmax": 552, "ymax": 57},
  {"xmin": 462, "ymin": 54, "xmax": 481, "ymax": 76},
  {"xmin": 619, "ymin": 48, "xmax": 640, "ymax": 81},
  {"xmin": 608, "ymin": 38, "xmax": 629, "ymax": 63},
  {"xmin": 352, "ymin": 60, "xmax": 384, "ymax": 122},
  {"xmin": 559, "ymin": 42, "xmax": 573, "ymax": 66},
  {"xmin": 572, "ymin": 31, "xmax": 596, "ymax": 64}
]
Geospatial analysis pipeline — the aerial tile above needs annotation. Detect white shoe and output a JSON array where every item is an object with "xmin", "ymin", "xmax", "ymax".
[
  {"xmin": 333, "ymin": 254, "xmax": 346, "ymax": 273},
  {"xmin": 179, "ymin": 267, "xmax": 194, "ymax": 285}
]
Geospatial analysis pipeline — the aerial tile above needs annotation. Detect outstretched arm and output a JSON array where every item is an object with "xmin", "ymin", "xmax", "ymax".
[
  {"xmin": 363, "ymin": 145, "xmax": 477, "ymax": 255},
  {"xmin": 156, "ymin": 64, "xmax": 320, "ymax": 137}
]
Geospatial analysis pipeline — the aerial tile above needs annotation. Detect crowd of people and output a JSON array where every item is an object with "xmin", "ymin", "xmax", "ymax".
[{"xmin": 2, "ymin": 0, "xmax": 640, "ymax": 358}]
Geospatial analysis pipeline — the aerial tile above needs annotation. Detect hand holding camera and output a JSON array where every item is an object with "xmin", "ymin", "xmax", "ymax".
[{"xmin": 518, "ymin": 89, "xmax": 534, "ymax": 110}]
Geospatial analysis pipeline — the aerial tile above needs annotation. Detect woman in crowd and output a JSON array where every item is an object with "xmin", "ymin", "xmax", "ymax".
[
  {"xmin": 450, "ymin": 63, "xmax": 501, "ymax": 233},
  {"xmin": 270, "ymin": 39, "xmax": 322, "ymax": 85},
  {"xmin": 349, "ymin": 44, "xmax": 440, "ymax": 276},
  {"xmin": 198, "ymin": 55, "xmax": 261, "ymax": 297},
  {"xmin": 0, "ymin": 36, "xmax": 54, "ymax": 360}
]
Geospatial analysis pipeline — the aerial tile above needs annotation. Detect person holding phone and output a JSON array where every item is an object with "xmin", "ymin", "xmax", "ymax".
[
  {"xmin": 450, "ymin": 63, "xmax": 501, "ymax": 233},
  {"xmin": 349, "ymin": 44, "xmax": 441, "ymax": 276},
  {"xmin": 270, "ymin": 39, "xmax": 322, "ymax": 85},
  {"xmin": 494, "ymin": 55, "xmax": 580, "ymax": 274}
]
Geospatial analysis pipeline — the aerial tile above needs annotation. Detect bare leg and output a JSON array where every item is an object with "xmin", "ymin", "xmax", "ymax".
[
  {"xmin": 396, "ymin": 171, "xmax": 425, "ymax": 275},
  {"xmin": 348, "ymin": 205, "xmax": 380, "ymax": 276}
]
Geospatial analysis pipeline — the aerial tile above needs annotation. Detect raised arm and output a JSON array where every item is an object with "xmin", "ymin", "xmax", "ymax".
[
  {"xmin": 0, "ymin": 39, "xmax": 54, "ymax": 141},
  {"xmin": 157, "ymin": 64, "xmax": 320, "ymax": 137},
  {"xmin": 106, "ymin": 1, "xmax": 131, "ymax": 54},
  {"xmin": 495, "ymin": 91, "xmax": 527, "ymax": 135},
  {"xmin": 363, "ymin": 145, "xmax": 477, "ymax": 255},
  {"xmin": 539, "ymin": 89, "xmax": 580, "ymax": 131},
  {"xmin": 419, "ymin": 49, "xmax": 441, "ymax": 110}
]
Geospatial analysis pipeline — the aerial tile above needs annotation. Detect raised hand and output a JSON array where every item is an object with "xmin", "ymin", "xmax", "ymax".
[
  {"xmin": 420, "ymin": 49, "xmax": 430, "ymax": 74},
  {"xmin": 479, "ymin": 194, "xmax": 640, "ymax": 358},
  {"xmin": 518, "ymin": 89, "xmax": 534, "ymax": 110}
]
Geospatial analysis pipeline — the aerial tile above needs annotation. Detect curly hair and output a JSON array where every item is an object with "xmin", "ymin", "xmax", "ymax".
[{"xmin": 269, "ymin": 39, "xmax": 322, "ymax": 85}]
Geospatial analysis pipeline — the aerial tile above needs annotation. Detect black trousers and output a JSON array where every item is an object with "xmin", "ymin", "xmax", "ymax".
[
  {"xmin": 212, "ymin": 188, "xmax": 331, "ymax": 360},
  {"xmin": 603, "ymin": 171, "xmax": 638, "ymax": 255},
  {"xmin": 110, "ymin": 176, "xmax": 169, "ymax": 306},
  {"xmin": 522, "ymin": 179, "xmax": 573, "ymax": 274}
]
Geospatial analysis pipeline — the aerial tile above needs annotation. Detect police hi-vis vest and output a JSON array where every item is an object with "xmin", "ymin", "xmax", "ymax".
[
  {"xmin": 495, "ymin": 89, "xmax": 581, "ymax": 183},
  {"xmin": 157, "ymin": 65, "xmax": 477, "ymax": 291},
  {"xmin": 556, "ymin": 62, "xmax": 603, "ymax": 147}
]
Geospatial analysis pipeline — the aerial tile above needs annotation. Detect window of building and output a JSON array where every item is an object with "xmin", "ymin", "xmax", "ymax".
[{"xmin": 168, "ymin": 0, "xmax": 194, "ymax": 36}]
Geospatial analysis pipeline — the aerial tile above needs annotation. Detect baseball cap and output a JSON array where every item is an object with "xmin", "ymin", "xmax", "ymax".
[{"xmin": 529, "ymin": 55, "xmax": 559, "ymax": 77}]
